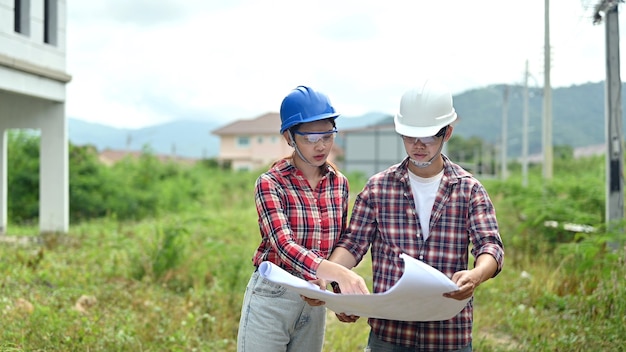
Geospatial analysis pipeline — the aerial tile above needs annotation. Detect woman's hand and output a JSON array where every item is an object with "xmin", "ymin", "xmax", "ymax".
[{"xmin": 301, "ymin": 278, "xmax": 327, "ymax": 306}]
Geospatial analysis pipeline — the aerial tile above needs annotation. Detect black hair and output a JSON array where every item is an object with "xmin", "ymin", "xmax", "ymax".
[{"xmin": 435, "ymin": 126, "xmax": 448, "ymax": 137}]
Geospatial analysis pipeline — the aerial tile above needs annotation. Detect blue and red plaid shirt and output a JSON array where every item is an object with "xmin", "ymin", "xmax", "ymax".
[
  {"xmin": 335, "ymin": 156, "xmax": 504, "ymax": 351},
  {"xmin": 252, "ymin": 158, "xmax": 349, "ymax": 280}
]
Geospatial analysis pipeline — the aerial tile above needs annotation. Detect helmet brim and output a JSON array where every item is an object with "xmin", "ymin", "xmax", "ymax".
[
  {"xmin": 394, "ymin": 112, "xmax": 457, "ymax": 137},
  {"xmin": 280, "ymin": 112, "xmax": 340, "ymax": 134}
]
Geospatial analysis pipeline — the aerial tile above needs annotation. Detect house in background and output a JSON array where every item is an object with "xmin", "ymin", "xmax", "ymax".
[
  {"xmin": 212, "ymin": 112, "xmax": 343, "ymax": 171},
  {"xmin": 0, "ymin": 0, "xmax": 70, "ymax": 234}
]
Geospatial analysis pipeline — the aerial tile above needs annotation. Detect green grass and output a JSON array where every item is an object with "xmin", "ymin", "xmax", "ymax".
[{"xmin": 1, "ymin": 165, "xmax": 625, "ymax": 351}]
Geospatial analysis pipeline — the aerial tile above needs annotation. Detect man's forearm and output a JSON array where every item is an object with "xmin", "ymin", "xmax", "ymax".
[
  {"xmin": 474, "ymin": 254, "xmax": 498, "ymax": 284},
  {"xmin": 328, "ymin": 247, "xmax": 358, "ymax": 269}
]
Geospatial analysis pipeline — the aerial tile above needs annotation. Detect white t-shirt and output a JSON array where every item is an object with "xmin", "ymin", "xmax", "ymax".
[{"xmin": 408, "ymin": 169, "xmax": 444, "ymax": 241}]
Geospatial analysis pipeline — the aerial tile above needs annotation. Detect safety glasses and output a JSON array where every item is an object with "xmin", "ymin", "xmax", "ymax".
[
  {"xmin": 293, "ymin": 128, "xmax": 337, "ymax": 145},
  {"xmin": 401, "ymin": 127, "xmax": 446, "ymax": 146}
]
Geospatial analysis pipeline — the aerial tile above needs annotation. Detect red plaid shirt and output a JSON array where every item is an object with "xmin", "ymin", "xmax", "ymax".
[
  {"xmin": 252, "ymin": 159, "xmax": 349, "ymax": 280},
  {"xmin": 335, "ymin": 156, "xmax": 504, "ymax": 350}
]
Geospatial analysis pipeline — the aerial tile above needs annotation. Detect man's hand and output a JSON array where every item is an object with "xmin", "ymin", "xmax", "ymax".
[
  {"xmin": 329, "ymin": 282, "xmax": 360, "ymax": 323},
  {"xmin": 335, "ymin": 312, "xmax": 360, "ymax": 323},
  {"xmin": 443, "ymin": 269, "xmax": 481, "ymax": 300},
  {"xmin": 444, "ymin": 254, "xmax": 498, "ymax": 300}
]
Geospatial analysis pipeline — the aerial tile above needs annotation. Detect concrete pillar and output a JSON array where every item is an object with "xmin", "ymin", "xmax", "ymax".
[
  {"xmin": 39, "ymin": 103, "xmax": 68, "ymax": 233},
  {"xmin": 0, "ymin": 91, "xmax": 68, "ymax": 234},
  {"xmin": 0, "ymin": 129, "xmax": 7, "ymax": 234}
]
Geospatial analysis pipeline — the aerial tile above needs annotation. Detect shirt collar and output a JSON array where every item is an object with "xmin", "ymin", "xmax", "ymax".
[{"xmin": 273, "ymin": 158, "xmax": 336, "ymax": 178}]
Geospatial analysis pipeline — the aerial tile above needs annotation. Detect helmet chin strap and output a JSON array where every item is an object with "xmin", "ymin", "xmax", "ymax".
[
  {"xmin": 410, "ymin": 155, "xmax": 438, "ymax": 168},
  {"xmin": 289, "ymin": 131, "xmax": 317, "ymax": 167},
  {"xmin": 409, "ymin": 132, "xmax": 447, "ymax": 168}
]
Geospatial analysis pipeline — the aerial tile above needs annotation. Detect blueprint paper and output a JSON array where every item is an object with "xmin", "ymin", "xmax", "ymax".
[{"xmin": 258, "ymin": 254, "xmax": 470, "ymax": 321}]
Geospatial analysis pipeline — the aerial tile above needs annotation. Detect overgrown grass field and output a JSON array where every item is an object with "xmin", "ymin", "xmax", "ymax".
[{"xmin": 1, "ymin": 156, "xmax": 625, "ymax": 351}]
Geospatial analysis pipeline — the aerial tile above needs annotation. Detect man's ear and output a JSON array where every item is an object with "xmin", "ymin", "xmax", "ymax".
[{"xmin": 444, "ymin": 126, "xmax": 454, "ymax": 141}]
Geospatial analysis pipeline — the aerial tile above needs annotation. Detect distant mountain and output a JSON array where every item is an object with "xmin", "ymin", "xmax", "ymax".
[
  {"xmin": 68, "ymin": 113, "xmax": 392, "ymax": 159},
  {"xmin": 68, "ymin": 81, "xmax": 618, "ymax": 159},
  {"xmin": 452, "ymin": 81, "xmax": 608, "ymax": 157},
  {"xmin": 358, "ymin": 81, "xmax": 612, "ymax": 158},
  {"xmin": 336, "ymin": 112, "xmax": 391, "ymax": 131},
  {"xmin": 68, "ymin": 119, "xmax": 221, "ymax": 159}
]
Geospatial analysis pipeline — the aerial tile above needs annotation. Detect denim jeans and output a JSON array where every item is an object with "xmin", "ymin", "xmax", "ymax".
[
  {"xmin": 237, "ymin": 271, "xmax": 326, "ymax": 352},
  {"xmin": 367, "ymin": 330, "xmax": 472, "ymax": 352}
]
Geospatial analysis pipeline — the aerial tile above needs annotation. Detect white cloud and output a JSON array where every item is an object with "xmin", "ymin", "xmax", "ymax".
[{"xmin": 66, "ymin": 0, "xmax": 617, "ymax": 128}]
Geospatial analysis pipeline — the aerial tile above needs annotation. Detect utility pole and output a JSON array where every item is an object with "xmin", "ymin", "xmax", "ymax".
[
  {"xmin": 594, "ymin": 0, "xmax": 624, "ymax": 249},
  {"xmin": 126, "ymin": 133, "xmax": 132, "ymax": 152},
  {"xmin": 501, "ymin": 85, "xmax": 509, "ymax": 180},
  {"xmin": 542, "ymin": 0, "xmax": 553, "ymax": 180},
  {"xmin": 522, "ymin": 60, "xmax": 530, "ymax": 187}
]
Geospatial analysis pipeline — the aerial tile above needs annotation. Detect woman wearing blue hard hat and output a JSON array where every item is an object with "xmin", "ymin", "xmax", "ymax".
[{"xmin": 237, "ymin": 86, "xmax": 369, "ymax": 352}]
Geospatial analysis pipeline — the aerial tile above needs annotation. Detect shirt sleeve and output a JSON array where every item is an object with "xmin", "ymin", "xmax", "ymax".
[
  {"xmin": 468, "ymin": 182, "xmax": 505, "ymax": 276},
  {"xmin": 335, "ymin": 180, "xmax": 376, "ymax": 265},
  {"xmin": 255, "ymin": 174, "xmax": 323, "ymax": 279}
]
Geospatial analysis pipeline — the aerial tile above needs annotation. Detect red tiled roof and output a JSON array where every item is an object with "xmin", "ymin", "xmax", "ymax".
[
  {"xmin": 98, "ymin": 149, "xmax": 198, "ymax": 166},
  {"xmin": 211, "ymin": 112, "xmax": 281, "ymax": 135}
]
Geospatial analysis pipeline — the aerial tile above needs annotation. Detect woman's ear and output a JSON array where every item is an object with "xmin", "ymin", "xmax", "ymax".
[{"xmin": 283, "ymin": 131, "xmax": 293, "ymax": 146}]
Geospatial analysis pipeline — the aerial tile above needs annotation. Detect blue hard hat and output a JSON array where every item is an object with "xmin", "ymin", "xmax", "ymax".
[{"xmin": 279, "ymin": 86, "xmax": 340, "ymax": 134}]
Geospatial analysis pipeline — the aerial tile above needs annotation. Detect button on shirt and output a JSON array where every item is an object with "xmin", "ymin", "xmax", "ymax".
[
  {"xmin": 252, "ymin": 159, "xmax": 349, "ymax": 280},
  {"xmin": 335, "ymin": 156, "xmax": 504, "ymax": 350}
]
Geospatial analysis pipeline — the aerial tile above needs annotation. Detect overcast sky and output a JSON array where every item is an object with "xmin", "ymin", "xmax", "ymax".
[{"xmin": 66, "ymin": 0, "xmax": 616, "ymax": 129}]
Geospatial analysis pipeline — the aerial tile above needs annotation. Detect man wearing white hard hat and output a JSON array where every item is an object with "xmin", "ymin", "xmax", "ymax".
[{"xmin": 327, "ymin": 79, "xmax": 505, "ymax": 351}]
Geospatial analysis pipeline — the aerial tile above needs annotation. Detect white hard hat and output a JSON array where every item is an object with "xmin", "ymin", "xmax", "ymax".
[{"xmin": 394, "ymin": 79, "xmax": 457, "ymax": 137}]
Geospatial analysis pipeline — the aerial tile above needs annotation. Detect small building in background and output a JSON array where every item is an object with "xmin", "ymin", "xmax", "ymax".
[
  {"xmin": 339, "ymin": 121, "xmax": 476, "ymax": 178},
  {"xmin": 212, "ymin": 112, "xmax": 343, "ymax": 171},
  {"xmin": 0, "ymin": 0, "xmax": 70, "ymax": 234},
  {"xmin": 339, "ymin": 123, "xmax": 407, "ymax": 177}
]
